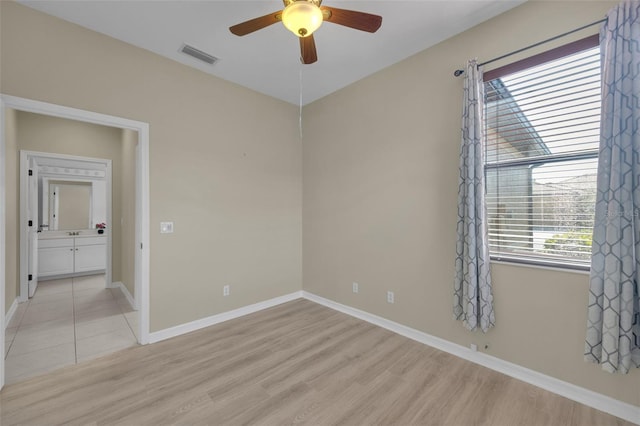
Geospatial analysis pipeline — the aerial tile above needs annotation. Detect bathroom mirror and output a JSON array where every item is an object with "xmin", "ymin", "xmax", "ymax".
[
  {"xmin": 35, "ymin": 155, "xmax": 109, "ymax": 232},
  {"xmin": 48, "ymin": 180, "xmax": 92, "ymax": 230}
]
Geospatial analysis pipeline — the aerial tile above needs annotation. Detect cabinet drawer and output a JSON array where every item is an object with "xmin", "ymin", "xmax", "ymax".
[
  {"xmin": 38, "ymin": 238, "xmax": 74, "ymax": 249},
  {"xmin": 75, "ymin": 236, "xmax": 106, "ymax": 246}
]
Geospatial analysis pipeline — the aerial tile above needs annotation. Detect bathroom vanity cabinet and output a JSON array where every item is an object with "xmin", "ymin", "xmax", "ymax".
[{"xmin": 38, "ymin": 235, "xmax": 106, "ymax": 278}]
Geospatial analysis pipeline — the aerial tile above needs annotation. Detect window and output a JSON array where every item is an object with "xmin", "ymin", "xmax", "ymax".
[{"xmin": 484, "ymin": 36, "xmax": 600, "ymax": 269}]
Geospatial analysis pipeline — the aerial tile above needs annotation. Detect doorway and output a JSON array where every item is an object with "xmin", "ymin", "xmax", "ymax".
[
  {"xmin": 20, "ymin": 151, "xmax": 113, "ymax": 301},
  {"xmin": 0, "ymin": 95, "xmax": 150, "ymax": 390}
]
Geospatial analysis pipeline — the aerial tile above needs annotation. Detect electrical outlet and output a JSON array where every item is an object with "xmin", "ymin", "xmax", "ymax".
[
  {"xmin": 223, "ymin": 285, "xmax": 230, "ymax": 297},
  {"xmin": 387, "ymin": 291, "xmax": 394, "ymax": 304},
  {"xmin": 352, "ymin": 282, "xmax": 359, "ymax": 293},
  {"xmin": 470, "ymin": 343, "xmax": 478, "ymax": 352}
]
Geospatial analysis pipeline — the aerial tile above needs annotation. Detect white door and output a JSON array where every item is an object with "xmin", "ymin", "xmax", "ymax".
[
  {"xmin": 38, "ymin": 245, "xmax": 74, "ymax": 277},
  {"xmin": 75, "ymin": 244, "xmax": 106, "ymax": 273},
  {"xmin": 27, "ymin": 157, "xmax": 39, "ymax": 298}
]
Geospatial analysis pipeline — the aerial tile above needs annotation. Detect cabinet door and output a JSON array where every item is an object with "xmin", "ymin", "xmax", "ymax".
[
  {"xmin": 75, "ymin": 244, "xmax": 106, "ymax": 273},
  {"xmin": 38, "ymin": 246, "xmax": 75, "ymax": 277}
]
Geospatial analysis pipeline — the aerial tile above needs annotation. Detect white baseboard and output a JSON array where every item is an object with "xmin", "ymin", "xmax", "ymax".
[
  {"xmin": 301, "ymin": 291, "xmax": 640, "ymax": 426},
  {"xmin": 148, "ymin": 291, "xmax": 303, "ymax": 344},
  {"xmin": 4, "ymin": 298, "xmax": 18, "ymax": 329},
  {"xmin": 109, "ymin": 281, "xmax": 136, "ymax": 311}
]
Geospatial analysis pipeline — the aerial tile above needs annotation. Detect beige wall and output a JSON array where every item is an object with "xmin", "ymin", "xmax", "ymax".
[
  {"xmin": 120, "ymin": 129, "xmax": 137, "ymax": 298},
  {"xmin": 4, "ymin": 108, "xmax": 18, "ymax": 312},
  {"xmin": 1, "ymin": 1, "xmax": 302, "ymax": 331},
  {"xmin": 15, "ymin": 111, "xmax": 124, "ymax": 284},
  {"xmin": 302, "ymin": 0, "xmax": 639, "ymax": 407}
]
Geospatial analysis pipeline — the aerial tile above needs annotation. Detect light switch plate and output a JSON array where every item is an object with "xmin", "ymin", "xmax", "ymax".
[{"xmin": 160, "ymin": 221, "xmax": 174, "ymax": 233}]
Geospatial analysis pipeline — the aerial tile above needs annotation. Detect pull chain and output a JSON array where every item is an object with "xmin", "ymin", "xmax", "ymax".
[{"xmin": 299, "ymin": 66, "xmax": 303, "ymax": 139}]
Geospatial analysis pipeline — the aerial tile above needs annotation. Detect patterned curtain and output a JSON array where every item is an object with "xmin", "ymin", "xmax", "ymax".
[
  {"xmin": 454, "ymin": 59, "xmax": 495, "ymax": 333},
  {"xmin": 585, "ymin": 0, "xmax": 640, "ymax": 374}
]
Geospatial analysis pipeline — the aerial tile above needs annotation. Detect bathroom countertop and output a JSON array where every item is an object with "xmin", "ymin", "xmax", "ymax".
[{"xmin": 38, "ymin": 231, "xmax": 106, "ymax": 239}]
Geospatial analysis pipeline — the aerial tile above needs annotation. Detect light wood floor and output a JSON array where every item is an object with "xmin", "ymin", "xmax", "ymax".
[{"xmin": 0, "ymin": 299, "xmax": 633, "ymax": 425}]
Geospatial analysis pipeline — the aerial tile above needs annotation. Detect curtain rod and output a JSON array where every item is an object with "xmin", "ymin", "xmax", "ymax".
[{"xmin": 453, "ymin": 18, "xmax": 606, "ymax": 77}]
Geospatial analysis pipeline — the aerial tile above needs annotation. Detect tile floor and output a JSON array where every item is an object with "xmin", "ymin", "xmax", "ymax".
[{"xmin": 4, "ymin": 274, "xmax": 139, "ymax": 384}]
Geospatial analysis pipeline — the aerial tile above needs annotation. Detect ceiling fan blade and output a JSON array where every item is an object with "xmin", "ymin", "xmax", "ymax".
[
  {"xmin": 320, "ymin": 6, "xmax": 382, "ymax": 33},
  {"xmin": 300, "ymin": 35, "xmax": 318, "ymax": 65},
  {"xmin": 229, "ymin": 11, "xmax": 282, "ymax": 36}
]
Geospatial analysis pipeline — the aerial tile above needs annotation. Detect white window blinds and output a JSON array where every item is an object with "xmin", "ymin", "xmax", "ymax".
[{"xmin": 484, "ymin": 44, "xmax": 601, "ymax": 269}]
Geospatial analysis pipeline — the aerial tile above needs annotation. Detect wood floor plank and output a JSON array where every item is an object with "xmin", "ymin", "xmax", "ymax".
[{"xmin": 0, "ymin": 299, "xmax": 634, "ymax": 426}]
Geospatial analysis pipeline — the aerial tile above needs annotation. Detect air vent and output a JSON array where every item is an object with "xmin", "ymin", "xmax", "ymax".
[{"xmin": 180, "ymin": 44, "xmax": 218, "ymax": 65}]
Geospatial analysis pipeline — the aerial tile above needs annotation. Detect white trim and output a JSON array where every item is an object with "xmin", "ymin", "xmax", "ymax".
[
  {"xmin": 109, "ymin": 281, "xmax": 136, "ymax": 311},
  {"xmin": 302, "ymin": 291, "xmax": 640, "ymax": 425},
  {"xmin": 148, "ymin": 291, "xmax": 303, "ymax": 344},
  {"xmin": 0, "ymin": 94, "xmax": 151, "ymax": 390},
  {"xmin": 105, "ymin": 160, "xmax": 113, "ymax": 289},
  {"xmin": 0, "ymin": 100, "xmax": 5, "ymax": 389},
  {"xmin": 137, "ymin": 123, "xmax": 150, "ymax": 344},
  {"xmin": 491, "ymin": 259, "xmax": 590, "ymax": 276},
  {"xmin": 39, "ymin": 270, "xmax": 107, "ymax": 282},
  {"xmin": 18, "ymin": 151, "xmax": 28, "ymax": 302},
  {"xmin": 1, "ymin": 95, "xmax": 146, "ymax": 131},
  {"xmin": 4, "ymin": 298, "xmax": 18, "ymax": 329}
]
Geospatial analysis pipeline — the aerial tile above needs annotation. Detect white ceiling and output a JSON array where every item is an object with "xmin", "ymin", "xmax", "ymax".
[{"xmin": 19, "ymin": 0, "xmax": 526, "ymax": 105}]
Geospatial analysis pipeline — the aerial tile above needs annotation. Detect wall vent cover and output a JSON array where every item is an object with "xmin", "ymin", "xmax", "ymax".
[{"xmin": 180, "ymin": 44, "xmax": 218, "ymax": 65}]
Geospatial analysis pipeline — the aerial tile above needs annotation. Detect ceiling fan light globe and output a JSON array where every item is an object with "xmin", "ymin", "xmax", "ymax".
[{"xmin": 282, "ymin": 1, "xmax": 323, "ymax": 38}]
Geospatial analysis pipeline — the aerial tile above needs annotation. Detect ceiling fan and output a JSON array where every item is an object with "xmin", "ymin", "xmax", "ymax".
[{"xmin": 229, "ymin": 0, "xmax": 382, "ymax": 65}]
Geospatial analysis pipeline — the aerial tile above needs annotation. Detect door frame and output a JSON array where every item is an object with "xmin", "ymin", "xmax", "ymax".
[
  {"xmin": 19, "ymin": 150, "xmax": 113, "ymax": 300},
  {"xmin": 0, "ymin": 94, "xmax": 151, "ymax": 390}
]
